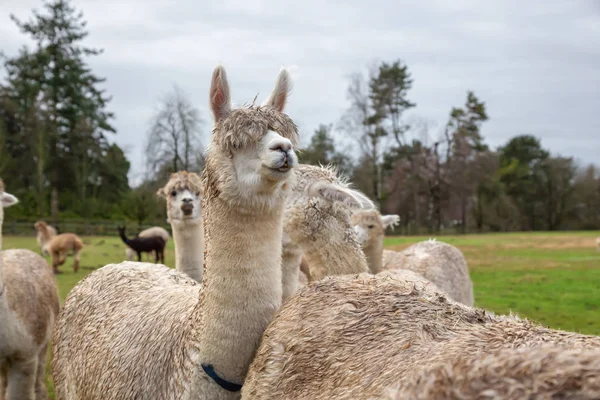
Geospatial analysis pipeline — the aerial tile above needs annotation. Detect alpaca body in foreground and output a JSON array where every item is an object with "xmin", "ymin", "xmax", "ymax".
[
  {"xmin": 1, "ymin": 181, "xmax": 60, "ymax": 400},
  {"xmin": 52, "ymin": 65, "xmax": 299, "ymax": 400},
  {"xmin": 34, "ymin": 221, "xmax": 57, "ymax": 255},
  {"xmin": 243, "ymin": 274, "xmax": 600, "ymax": 399},
  {"xmin": 124, "ymin": 226, "xmax": 170, "ymax": 261},
  {"xmin": 383, "ymin": 345, "xmax": 600, "ymax": 399},
  {"xmin": 118, "ymin": 226, "xmax": 166, "ymax": 263},
  {"xmin": 281, "ymin": 164, "xmax": 374, "ymax": 300},
  {"xmin": 42, "ymin": 233, "xmax": 83, "ymax": 274},
  {"xmin": 157, "ymin": 171, "xmax": 204, "ymax": 282},
  {"xmin": 383, "ymin": 239, "xmax": 474, "ymax": 306}
]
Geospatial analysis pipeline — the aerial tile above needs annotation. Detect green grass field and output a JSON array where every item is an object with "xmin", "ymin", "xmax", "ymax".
[{"xmin": 2, "ymin": 231, "xmax": 599, "ymax": 398}]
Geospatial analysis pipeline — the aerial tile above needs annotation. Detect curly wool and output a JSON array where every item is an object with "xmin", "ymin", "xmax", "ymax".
[{"xmin": 243, "ymin": 273, "xmax": 600, "ymax": 400}]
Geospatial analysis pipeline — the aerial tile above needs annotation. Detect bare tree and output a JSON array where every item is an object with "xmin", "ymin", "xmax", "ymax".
[{"xmin": 145, "ymin": 85, "xmax": 204, "ymax": 179}]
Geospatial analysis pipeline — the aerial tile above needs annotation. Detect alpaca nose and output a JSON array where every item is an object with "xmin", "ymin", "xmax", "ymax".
[
  {"xmin": 182, "ymin": 198, "xmax": 193, "ymax": 204},
  {"xmin": 269, "ymin": 139, "xmax": 292, "ymax": 154}
]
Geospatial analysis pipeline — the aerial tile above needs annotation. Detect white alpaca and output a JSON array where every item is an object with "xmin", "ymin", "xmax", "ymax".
[
  {"xmin": 1, "ymin": 180, "xmax": 60, "ymax": 400},
  {"xmin": 124, "ymin": 226, "xmax": 170, "ymax": 261},
  {"xmin": 52, "ymin": 65, "xmax": 299, "ymax": 399},
  {"xmin": 156, "ymin": 172, "xmax": 204, "ymax": 282},
  {"xmin": 351, "ymin": 209, "xmax": 399, "ymax": 273}
]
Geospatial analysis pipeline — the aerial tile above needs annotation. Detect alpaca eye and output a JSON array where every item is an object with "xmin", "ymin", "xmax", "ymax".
[
  {"xmin": 171, "ymin": 191, "xmax": 177, "ymax": 197},
  {"xmin": 368, "ymin": 225, "xmax": 374, "ymax": 229}
]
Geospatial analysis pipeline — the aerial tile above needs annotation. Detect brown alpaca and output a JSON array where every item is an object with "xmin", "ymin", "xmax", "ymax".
[
  {"xmin": 33, "ymin": 220, "xmax": 57, "ymax": 255},
  {"xmin": 156, "ymin": 171, "xmax": 204, "ymax": 282},
  {"xmin": 243, "ymin": 274, "xmax": 600, "ymax": 399},
  {"xmin": 1, "ymin": 180, "xmax": 60, "ymax": 400},
  {"xmin": 383, "ymin": 346, "xmax": 600, "ymax": 399},
  {"xmin": 44, "ymin": 233, "xmax": 83, "ymax": 274},
  {"xmin": 52, "ymin": 65, "xmax": 300, "ymax": 399}
]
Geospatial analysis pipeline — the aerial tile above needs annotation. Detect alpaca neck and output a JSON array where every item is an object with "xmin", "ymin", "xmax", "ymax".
[
  {"xmin": 281, "ymin": 240, "xmax": 303, "ymax": 301},
  {"xmin": 192, "ymin": 197, "xmax": 283, "ymax": 385},
  {"xmin": 170, "ymin": 218, "xmax": 204, "ymax": 283},
  {"xmin": 364, "ymin": 240, "xmax": 384, "ymax": 274},
  {"xmin": 118, "ymin": 231, "xmax": 130, "ymax": 246},
  {"xmin": 299, "ymin": 235, "xmax": 368, "ymax": 281}
]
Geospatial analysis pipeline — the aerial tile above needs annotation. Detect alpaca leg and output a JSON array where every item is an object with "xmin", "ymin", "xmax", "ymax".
[
  {"xmin": 72, "ymin": 250, "xmax": 80, "ymax": 273},
  {"xmin": 51, "ymin": 252, "xmax": 60, "ymax": 274},
  {"xmin": 137, "ymin": 252, "xmax": 142, "ymax": 262},
  {"xmin": 34, "ymin": 344, "xmax": 49, "ymax": 400},
  {"xmin": 6, "ymin": 358, "xmax": 37, "ymax": 400},
  {"xmin": 57, "ymin": 251, "xmax": 67, "ymax": 266},
  {"xmin": 154, "ymin": 250, "xmax": 159, "ymax": 263}
]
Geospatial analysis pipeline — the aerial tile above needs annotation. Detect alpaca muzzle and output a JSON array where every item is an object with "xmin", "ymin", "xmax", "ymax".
[{"xmin": 181, "ymin": 202, "xmax": 194, "ymax": 216}]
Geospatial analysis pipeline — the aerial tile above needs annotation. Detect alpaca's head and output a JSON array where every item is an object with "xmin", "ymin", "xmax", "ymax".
[
  {"xmin": 351, "ymin": 210, "xmax": 400, "ymax": 248},
  {"xmin": 35, "ymin": 220, "xmax": 48, "ymax": 233},
  {"xmin": 0, "ymin": 178, "xmax": 19, "ymax": 228},
  {"xmin": 204, "ymin": 65, "xmax": 299, "ymax": 211},
  {"xmin": 117, "ymin": 226, "xmax": 126, "ymax": 236},
  {"xmin": 157, "ymin": 171, "xmax": 203, "ymax": 224},
  {"xmin": 285, "ymin": 180, "xmax": 373, "ymax": 246}
]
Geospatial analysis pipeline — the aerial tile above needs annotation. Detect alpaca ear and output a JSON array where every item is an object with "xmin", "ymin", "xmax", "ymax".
[
  {"xmin": 1, "ymin": 192, "xmax": 18, "ymax": 208},
  {"xmin": 209, "ymin": 65, "xmax": 232, "ymax": 123},
  {"xmin": 381, "ymin": 214, "xmax": 400, "ymax": 229},
  {"xmin": 308, "ymin": 181, "xmax": 374, "ymax": 210},
  {"xmin": 262, "ymin": 68, "xmax": 291, "ymax": 112},
  {"xmin": 156, "ymin": 187, "xmax": 167, "ymax": 198}
]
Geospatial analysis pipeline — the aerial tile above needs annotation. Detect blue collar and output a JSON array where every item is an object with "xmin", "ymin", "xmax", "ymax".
[{"xmin": 201, "ymin": 364, "xmax": 243, "ymax": 392}]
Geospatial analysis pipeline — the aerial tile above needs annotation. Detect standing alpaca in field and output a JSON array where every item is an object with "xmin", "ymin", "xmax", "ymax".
[
  {"xmin": 43, "ymin": 232, "xmax": 83, "ymax": 274},
  {"xmin": 280, "ymin": 164, "xmax": 374, "ymax": 300},
  {"xmin": 52, "ymin": 65, "xmax": 299, "ymax": 399},
  {"xmin": 383, "ymin": 345, "xmax": 600, "ymax": 399},
  {"xmin": 351, "ymin": 209, "xmax": 399, "ymax": 273},
  {"xmin": 156, "ymin": 171, "xmax": 204, "ymax": 282},
  {"xmin": 117, "ymin": 226, "xmax": 166, "ymax": 263},
  {"xmin": 34, "ymin": 220, "xmax": 57, "ymax": 255},
  {"xmin": 243, "ymin": 272, "xmax": 600, "ymax": 399},
  {"xmin": 1, "ymin": 180, "xmax": 60, "ymax": 400},
  {"xmin": 124, "ymin": 226, "xmax": 170, "ymax": 261}
]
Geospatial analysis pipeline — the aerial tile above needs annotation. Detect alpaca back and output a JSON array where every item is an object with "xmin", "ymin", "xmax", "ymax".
[
  {"xmin": 52, "ymin": 263, "xmax": 200, "ymax": 399},
  {"xmin": 384, "ymin": 240, "xmax": 474, "ymax": 306},
  {"xmin": 139, "ymin": 226, "xmax": 170, "ymax": 243},
  {"xmin": 49, "ymin": 233, "xmax": 83, "ymax": 252},
  {"xmin": 1, "ymin": 249, "xmax": 59, "ymax": 358}
]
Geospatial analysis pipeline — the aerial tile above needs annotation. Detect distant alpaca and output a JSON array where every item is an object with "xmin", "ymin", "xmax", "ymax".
[
  {"xmin": 34, "ymin": 220, "xmax": 57, "ymax": 255},
  {"xmin": 351, "ymin": 209, "xmax": 399, "ymax": 273},
  {"xmin": 243, "ymin": 273, "xmax": 600, "ymax": 399},
  {"xmin": 52, "ymin": 65, "xmax": 300, "ymax": 399},
  {"xmin": 124, "ymin": 226, "xmax": 170, "ymax": 261},
  {"xmin": 43, "ymin": 233, "xmax": 84, "ymax": 274},
  {"xmin": 117, "ymin": 226, "xmax": 165, "ymax": 263},
  {"xmin": 1, "ymin": 179, "xmax": 60, "ymax": 400},
  {"xmin": 596, "ymin": 237, "xmax": 600, "ymax": 252},
  {"xmin": 156, "ymin": 171, "xmax": 204, "ymax": 282}
]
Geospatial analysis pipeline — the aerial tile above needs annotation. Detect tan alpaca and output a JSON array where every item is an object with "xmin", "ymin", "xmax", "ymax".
[
  {"xmin": 156, "ymin": 171, "xmax": 204, "ymax": 282},
  {"xmin": 243, "ymin": 273, "xmax": 600, "ymax": 399},
  {"xmin": 1, "ymin": 180, "xmax": 60, "ymax": 400},
  {"xmin": 52, "ymin": 65, "xmax": 300, "ymax": 399},
  {"xmin": 43, "ymin": 233, "xmax": 83, "ymax": 274},
  {"xmin": 33, "ymin": 221, "xmax": 57, "ymax": 255},
  {"xmin": 383, "ymin": 239, "xmax": 474, "ymax": 306},
  {"xmin": 383, "ymin": 345, "xmax": 600, "ymax": 399},
  {"xmin": 596, "ymin": 237, "xmax": 600, "ymax": 252},
  {"xmin": 124, "ymin": 226, "xmax": 170, "ymax": 261},
  {"xmin": 351, "ymin": 209, "xmax": 399, "ymax": 273},
  {"xmin": 281, "ymin": 164, "xmax": 374, "ymax": 300}
]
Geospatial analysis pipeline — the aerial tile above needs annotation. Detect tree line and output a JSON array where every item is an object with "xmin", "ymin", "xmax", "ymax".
[
  {"xmin": 1, "ymin": 0, "xmax": 598, "ymax": 233},
  {"xmin": 300, "ymin": 62, "xmax": 600, "ymax": 233}
]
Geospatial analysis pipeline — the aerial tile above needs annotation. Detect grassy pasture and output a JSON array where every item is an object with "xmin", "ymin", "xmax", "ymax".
[{"xmin": 2, "ymin": 231, "xmax": 599, "ymax": 399}]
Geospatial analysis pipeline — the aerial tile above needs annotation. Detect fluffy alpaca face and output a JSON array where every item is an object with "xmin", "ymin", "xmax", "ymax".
[
  {"xmin": 206, "ymin": 66, "xmax": 299, "ymax": 209},
  {"xmin": 352, "ymin": 210, "xmax": 400, "ymax": 248},
  {"xmin": 157, "ymin": 171, "xmax": 203, "ymax": 224}
]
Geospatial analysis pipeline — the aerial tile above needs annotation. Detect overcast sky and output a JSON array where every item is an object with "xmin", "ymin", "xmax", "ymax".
[{"xmin": 1, "ymin": 0, "xmax": 599, "ymax": 184}]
